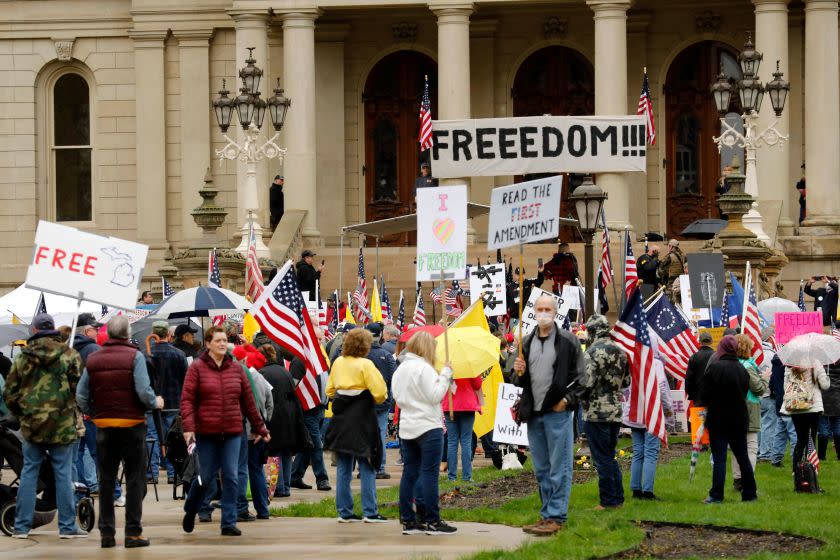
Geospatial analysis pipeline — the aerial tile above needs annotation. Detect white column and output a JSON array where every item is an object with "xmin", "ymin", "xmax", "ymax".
[
  {"xmin": 803, "ymin": 0, "xmax": 840, "ymax": 229},
  {"xmin": 432, "ymin": 3, "xmax": 474, "ymax": 239},
  {"xmin": 281, "ymin": 9, "xmax": 321, "ymax": 245},
  {"xmin": 588, "ymin": 0, "xmax": 631, "ymax": 228},
  {"xmin": 176, "ymin": 30, "xmax": 213, "ymax": 245},
  {"xmin": 130, "ymin": 31, "xmax": 168, "ymax": 254},
  {"xmin": 754, "ymin": 0, "xmax": 792, "ymax": 235}
]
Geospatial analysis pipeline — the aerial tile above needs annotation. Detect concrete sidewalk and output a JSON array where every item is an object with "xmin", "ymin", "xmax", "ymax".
[{"xmin": 0, "ymin": 449, "xmax": 528, "ymax": 559}]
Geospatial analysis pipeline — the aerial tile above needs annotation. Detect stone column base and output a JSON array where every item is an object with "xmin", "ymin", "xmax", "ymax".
[{"xmin": 779, "ymin": 230, "xmax": 840, "ymax": 261}]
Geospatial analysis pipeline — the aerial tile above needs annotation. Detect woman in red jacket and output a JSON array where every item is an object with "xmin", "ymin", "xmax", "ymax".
[
  {"xmin": 442, "ymin": 375, "xmax": 483, "ymax": 482},
  {"xmin": 180, "ymin": 326, "xmax": 270, "ymax": 536}
]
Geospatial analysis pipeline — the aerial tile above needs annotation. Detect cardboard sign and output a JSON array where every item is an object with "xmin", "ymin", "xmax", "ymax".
[
  {"xmin": 493, "ymin": 383, "xmax": 529, "ymax": 446},
  {"xmin": 698, "ymin": 327, "xmax": 726, "ymax": 350},
  {"xmin": 487, "ymin": 176, "xmax": 563, "ymax": 250},
  {"xmin": 687, "ymin": 253, "xmax": 726, "ymax": 308},
  {"xmin": 520, "ymin": 288, "xmax": 570, "ymax": 335},
  {"xmin": 670, "ymin": 389, "xmax": 689, "ymax": 433},
  {"xmin": 431, "ymin": 116, "xmax": 648, "ymax": 178},
  {"xmin": 416, "ymin": 185, "xmax": 467, "ymax": 282},
  {"xmin": 467, "ymin": 264, "xmax": 507, "ymax": 317},
  {"xmin": 26, "ymin": 220, "xmax": 148, "ymax": 310},
  {"xmin": 775, "ymin": 311, "xmax": 823, "ymax": 344}
]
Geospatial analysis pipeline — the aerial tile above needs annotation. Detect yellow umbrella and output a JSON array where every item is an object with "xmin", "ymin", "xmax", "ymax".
[{"xmin": 435, "ymin": 326, "xmax": 500, "ymax": 379}]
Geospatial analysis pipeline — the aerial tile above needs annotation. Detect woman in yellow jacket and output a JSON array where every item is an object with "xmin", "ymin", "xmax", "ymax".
[{"xmin": 324, "ymin": 328, "xmax": 388, "ymax": 523}]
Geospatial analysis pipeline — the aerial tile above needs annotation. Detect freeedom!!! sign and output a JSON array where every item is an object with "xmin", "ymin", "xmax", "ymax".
[{"xmin": 431, "ymin": 115, "xmax": 648, "ymax": 178}]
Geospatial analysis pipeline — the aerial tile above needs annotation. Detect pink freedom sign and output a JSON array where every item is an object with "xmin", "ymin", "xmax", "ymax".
[{"xmin": 775, "ymin": 311, "xmax": 823, "ymax": 345}]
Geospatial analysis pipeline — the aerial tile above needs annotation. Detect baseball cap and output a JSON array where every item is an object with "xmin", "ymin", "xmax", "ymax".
[
  {"xmin": 77, "ymin": 313, "xmax": 102, "ymax": 329},
  {"xmin": 32, "ymin": 313, "xmax": 55, "ymax": 331},
  {"xmin": 275, "ymin": 174, "xmax": 283, "ymax": 180},
  {"xmin": 174, "ymin": 323, "xmax": 198, "ymax": 338},
  {"xmin": 365, "ymin": 322, "xmax": 383, "ymax": 337},
  {"xmin": 302, "ymin": 249, "xmax": 317, "ymax": 258},
  {"xmin": 420, "ymin": 162, "xmax": 430, "ymax": 169},
  {"xmin": 698, "ymin": 331, "xmax": 713, "ymax": 344}
]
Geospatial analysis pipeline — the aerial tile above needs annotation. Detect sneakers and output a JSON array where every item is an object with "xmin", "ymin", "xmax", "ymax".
[
  {"xmin": 290, "ymin": 480, "xmax": 312, "ymax": 490},
  {"xmin": 221, "ymin": 526, "xmax": 242, "ymax": 536},
  {"xmin": 337, "ymin": 514, "xmax": 363, "ymax": 523},
  {"xmin": 183, "ymin": 512, "xmax": 196, "ymax": 533},
  {"xmin": 11, "ymin": 533, "xmax": 29, "ymax": 539},
  {"xmin": 703, "ymin": 497, "xmax": 723, "ymax": 504},
  {"xmin": 641, "ymin": 492, "xmax": 662, "ymax": 501},
  {"xmin": 523, "ymin": 519, "xmax": 564, "ymax": 536},
  {"xmin": 125, "ymin": 536, "xmax": 150, "ymax": 548},
  {"xmin": 59, "ymin": 528, "xmax": 89, "ymax": 539},
  {"xmin": 424, "ymin": 520, "xmax": 458, "ymax": 535},
  {"xmin": 115, "ymin": 495, "xmax": 126, "ymax": 507},
  {"xmin": 316, "ymin": 480, "xmax": 332, "ymax": 491},
  {"xmin": 237, "ymin": 511, "xmax": 256, "ymax": 522},
  {"xmin": 632, "ymin": 490, "xmax": 644, "ymax": 499},
  {"xmin": 375, "ymin": 472, "xmax": 391, "ymax": 480},
  {"xmin": 198, "ymin": 514, "xmax": 212, "ymax": 523},
  {"xmin": 363, "ymin": 514, "xmax": 388, "ymax": 523},
  {"xmin": 401, "ymin": 521, "xmax": 425, "ymax": 535}
]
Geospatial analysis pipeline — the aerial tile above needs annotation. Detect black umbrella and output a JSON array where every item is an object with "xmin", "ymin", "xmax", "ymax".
[{"xmin": 681, "ymin": 219, "xmax": 727, "ymax": 239}]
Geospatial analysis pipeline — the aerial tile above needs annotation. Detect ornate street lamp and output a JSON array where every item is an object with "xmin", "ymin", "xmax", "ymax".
[
  {"xmin": 710, "ymin": 32, "xmax": 790, "ymax": 243},
  {"xmin": 211, "ymin": 48, "xmax": 290, "ymax": 257},
  {"xmin": 569, "ymin": 175, "xmax": 607, "ymax": 318}
]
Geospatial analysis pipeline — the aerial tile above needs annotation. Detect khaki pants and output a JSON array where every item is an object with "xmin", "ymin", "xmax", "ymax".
[{"xmin": 731, "ymin": 432, "xmax": 758, "ymax": 480}]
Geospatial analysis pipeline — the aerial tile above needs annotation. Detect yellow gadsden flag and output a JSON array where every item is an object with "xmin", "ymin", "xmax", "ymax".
[
  {"xmin": 370, "ymin": 279, "xmax": 383, "ymax": 323},
  {"xmin": 450, "ymin": 300, "xmax": 504, "ymax": 438},
  {"xmin": 344, "ymin": 292, "xmax": 356, "ymax": 325}
]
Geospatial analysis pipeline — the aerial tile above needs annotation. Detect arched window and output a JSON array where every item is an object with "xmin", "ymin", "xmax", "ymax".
[{"xmin": 51, "ymin": 72, "xmax": 92, "ymax": 222}]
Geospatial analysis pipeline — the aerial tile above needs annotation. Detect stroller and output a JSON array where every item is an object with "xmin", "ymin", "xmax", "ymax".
[{"xmin": 0, "ymin": 415, "xmax": 95, "ymax": 536}]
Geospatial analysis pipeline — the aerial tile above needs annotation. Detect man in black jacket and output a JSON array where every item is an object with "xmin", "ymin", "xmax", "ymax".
[
  {"xmin": 269, "ymin": 175, "xmax": 284, "ymax": 231},
  {"xmin": 364, "ymin": 323, "xmax": 397, "ymax": 479},
  {"xmin": 172, "ymin": 324, "xmax": 198, "ymax": 360},
  {"xmin": 513, "ymin": 294, "xmax": 585, "ymax": 537},
  {"xmin": 296, "ymin": 250, "xmax": 322, "ymax": 302},
  {"xmin": 685, "ymin": 331, "xmax": 715, "ymax": 406},
  {"xmin": 804, "ymin": 276, "xmax": 839, "ymax": 327},
  {"xmin": 637, "ymin": 245, "xmax": 660, "ymax": 299}
]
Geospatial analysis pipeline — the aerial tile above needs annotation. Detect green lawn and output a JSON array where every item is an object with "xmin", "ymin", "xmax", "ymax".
[{"xmin": 272, "ymin": 441, "xmax": 840, "ymax": 559}]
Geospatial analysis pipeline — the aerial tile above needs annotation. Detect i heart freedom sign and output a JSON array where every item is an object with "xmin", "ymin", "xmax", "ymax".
[{"xmin": 416, "ymin": 185, "xmax": 467, "ymax": 282}]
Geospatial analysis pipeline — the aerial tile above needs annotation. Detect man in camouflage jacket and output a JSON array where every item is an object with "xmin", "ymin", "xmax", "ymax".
[
  {"xmin": 580, "ymin": 315, "xmax": 630, "ymax": 510},
  {"xmin": 2, "ymin": 313, "xmax": 88, "ymax": 538}
]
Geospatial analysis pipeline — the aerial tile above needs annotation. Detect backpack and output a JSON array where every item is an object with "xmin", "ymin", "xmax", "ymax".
[
  {"xmin": 783, "ymin": 371, "xmax": 814, "ymax": 412},
  {"xmin": 794, "ymin": 459, "xmax": 820, "ymax": 493}
]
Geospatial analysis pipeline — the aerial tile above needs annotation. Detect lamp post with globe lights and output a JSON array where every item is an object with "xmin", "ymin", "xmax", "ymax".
[
  {"xmin": 212, "ymin": 48, "xmax": 291, "ymax": 257},
  {"xmin": 568, "ymin": 175, "xmax": 608, "ymax": 318}
]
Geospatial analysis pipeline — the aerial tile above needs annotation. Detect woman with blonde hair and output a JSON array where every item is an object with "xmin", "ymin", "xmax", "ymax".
[
  {"xmin": 323, "ymin": 328, "xmax": 387, "ymax": 523},
  {"xmin": 731, "ymin": 334, "xmax": 768, "ymax": 491},
  {"xmin": 391, "ymin": 330, "xmax": 456, "ymax": 536}
]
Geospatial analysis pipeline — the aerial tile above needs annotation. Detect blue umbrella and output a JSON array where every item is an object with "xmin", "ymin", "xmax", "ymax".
[{"xmin": 150, "ymin": 286, "xmax": 251, "ymax": 319}]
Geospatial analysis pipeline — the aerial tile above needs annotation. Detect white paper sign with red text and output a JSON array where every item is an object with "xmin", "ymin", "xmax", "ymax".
[
  {"xmin": 487, "ymin": 175, "xmax": 563, "ymax": 250},
  {"xmin": 26, "ymin": 220, "xmax": 149, "ymax": 310}
]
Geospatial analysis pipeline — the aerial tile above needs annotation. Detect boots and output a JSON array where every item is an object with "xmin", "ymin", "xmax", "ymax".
[
  {"xmin": 835, "ymin": 436, "xmax": 840, "ymax": 460},
  {"xmin": 818, "ymin": 435, "xmax": 829, "ymax": 461}
]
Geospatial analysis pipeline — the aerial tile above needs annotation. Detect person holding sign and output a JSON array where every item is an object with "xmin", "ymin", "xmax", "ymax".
[{"xmin": 513, "ymin": 294, "xmax": 586, "ymax": 536}]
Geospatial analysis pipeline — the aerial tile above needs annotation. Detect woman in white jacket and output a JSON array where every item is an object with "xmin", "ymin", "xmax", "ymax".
[
  {"xmin": 780, "ymin": 362, "xmax": 830, "ymax": 469},
  {"xmin": 391, "ymin": 331, "xmax": 455, "ymax": 536}
]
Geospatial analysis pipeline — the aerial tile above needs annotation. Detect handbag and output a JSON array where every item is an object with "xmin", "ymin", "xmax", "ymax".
[{"xmin": 783, "ymin": 372, "xmax": 814, "ymax": 412}]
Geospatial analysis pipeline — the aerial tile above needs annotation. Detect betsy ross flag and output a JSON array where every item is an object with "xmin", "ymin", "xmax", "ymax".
[
  {"xmin": 741, "ymin": 263, "xmax": 765, "ymax": 366},
  {"xmin": 637, "ymin": 69, "xmax": 656, "ymax": 145},
  {"xmin": 645, "ymin": 292, "xmax": 699, "ymax": 382},
  {"xmin": 251, "ymin": 261, "xmax": 328, "ymax": 411},
  {"xmin": 413, "ymin": 288, "xmax": 427, "ymax": 327},
  {"xmin": 611, "ymin": 289, "xmax": 667, "ymax": 442},
  {"xmin": 396, "ymin": 290, "xmax": 406, "ymax": 329},
  {"xmin": 245, "ymin": 219, "xmax": 264, "ymax": 302},
  {"xmin": 798, "ymin": 281, "xmax": 806, "ymax": 312},
  {"xmin": 418, "ymin": 75, "xmax": 433, "ymax": 151},
  {"xmin": 624, "ymin": 229, "xmax": 638, "ymax": 301},
  {"xmin": 161, "ymin": 277, "xmax": 174, "ymax": 298},
  {"xmin": 600, "ymin": 210, "xmax": 614, "ymax": 286}
]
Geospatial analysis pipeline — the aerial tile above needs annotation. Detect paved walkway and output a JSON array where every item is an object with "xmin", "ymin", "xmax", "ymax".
[{"xmin": 0, "ymin": 449, "xmax": 528, "ymax": 559}]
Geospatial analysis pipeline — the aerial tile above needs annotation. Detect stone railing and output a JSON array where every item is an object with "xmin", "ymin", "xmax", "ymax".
[{"xmin": 268, "ymin": 209, "xmax": 307, "ymax": 266}]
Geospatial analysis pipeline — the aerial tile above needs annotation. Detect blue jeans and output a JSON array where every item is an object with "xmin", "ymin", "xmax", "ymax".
[
  {"xmin": 630, "ymin": 427, "xmax": 660, "ymax": 493},
  {"xmin": 772, "ymin": 414, "xmax": 797, "ymax": 463},
  {"xmin": 527, "ymin": 411, "xmax": 574, "ymax": 522},
  {"xmin": 818, "ymin": 415, "xmax": 840, "ymax": 437},
  {"xmin": 15, "ymin": 440, "xmax": 79, "ymax": 535},
  {"xmin": 74, "ymin": 419, "xmax": 98, "ymax": 491},
  {"xmin": 335, "ymin": 452, "xmax": 378, "ymax": 519},
  {"xmin": 236, "ymin": 430, "xmax": 249, "ymax": 514},
  {"xmin": 376, "ymin": 409, "xmax": 388, "ymax": 473},
  {"xmin": 146, "ymin": 411, "xmax": 176, "ymax": 479},
  {"xmin": 399, "ymin": 428, "xmax": 443, "ymax": 523},
  {"xmin": 758, "ymin": 397, "xmax": 778, "ymax": 460},
  {"xmin": 445, "ymin": 412, "xmax": 475, "ymax": 482},
  {"xmin": 184, "ymin": 434, "xmax": 241, "ymax": 529},
  {"xmin": 276, "ymin": 451, "xmax": 292, "ymax": 495},
  {"xmin": 291, "ymin": 408, "xmax": 329, "ymax": 484},
  {"xmin": 247, "ymin": 440, "xmax": 269, "ymax": 517},
  {"xmin": 585, "ymin": 421, "xmax": 624, "ymax": 507}
]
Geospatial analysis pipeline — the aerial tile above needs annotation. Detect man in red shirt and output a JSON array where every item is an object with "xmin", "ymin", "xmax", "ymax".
[{"xmin": 542, "ymin": 243, "xmax": 580, "ymax": 295}]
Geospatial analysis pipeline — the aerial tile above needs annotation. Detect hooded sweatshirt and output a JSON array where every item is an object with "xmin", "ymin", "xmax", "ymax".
[{"xmin": 580, "ymin": 315, "xmax": 630, "ymax": 423}]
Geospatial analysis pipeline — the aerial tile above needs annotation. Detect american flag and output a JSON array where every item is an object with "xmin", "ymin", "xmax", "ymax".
[
  {"xmin": 208, "ymin": 249, "xmax": 221, "ymax": 288},
  {"xmin": 245, "ymin": 219, "xmax": 264, "ymax": 302},
  {"xmin": 831, "ymin": 324, "xmax": 840, "ymax": 343},
  {"xmin": 807, "ymin": 436, "xmax": 820, "ymax": 474},
  {"xmin": 798, "ymin": 281, "xmax": 806, "ymax": 312},
  {"xmin": 328, "ymin": 292, "xmax": 339, "ymax": 339},
  {"xmin": 250, "ymin": 261, "xmax": 328, "ymax": 411},
  {"xmin": 161, "ymin": 276, "xmax": 174, "ymax": 298},
  {"xmin": 611, "ymin": 288, "xmax": 667, "ymax": 442},
  {"xmin": 720, "ymin": 289, "xmax": 730, "ymax": 327},
  {"xmin": 430, "ymin": 287, "xmax": 443, "ymax": 305},
  {"xmin": 624, "ymin": 229, "xmax": 638, "ymax": 301},
  {"xmin": 352, "ymin": 248, "xmax": 369, "ymax": 323},
  {"xmin": 637, "ymin": 70, "xmax": 656, "ymax": 145},
  {"xmin": 413, "ymin": 288, "xmax": 427, "ymax": 327},
  {"xmin": 396, "ymin": 290, "xmax": 405, "ymax": 329},
  {"xmin": 645, "ymin": 292, "xmax": 699, "ymax": 382},
  {"xmin": 446, "ymin": 280, "xmax": 464, "ymax": 317},
  {"xmin": 599, "ymin": 210, "xmax": 614, "ymax": 286},
  {"xmin": 742, "ymin": 263, "xmax": 765, "ymax": 366},
  {"xmin": 380, "ymin": 277, "xmax": 393, "ymax": 323},
  {"xmin": 418, "ymin": 75, "xmax": 433, "ymax": 151},
  {"xmin": 34, "ymin": 292, "xmax": 47, "ymax": 316}
]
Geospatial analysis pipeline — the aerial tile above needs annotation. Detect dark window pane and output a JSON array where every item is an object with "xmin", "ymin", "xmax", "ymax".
[
  {"xmin": 54, "ymin": 74, "xmax": 90, "ymax": 146},
  {"xmin": 55, "ymin": 148, "xmax": 92, "ymax": 221}
]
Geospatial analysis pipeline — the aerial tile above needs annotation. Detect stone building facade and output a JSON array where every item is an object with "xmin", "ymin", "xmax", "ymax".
[{"xmin": 0, "ymin": 0, "xmax": 838, "ymax": 290}]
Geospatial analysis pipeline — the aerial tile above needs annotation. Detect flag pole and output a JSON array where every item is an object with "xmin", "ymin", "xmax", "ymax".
[
  {"xmin": 742, "ymin": 261, "xmax": 751, "ymax": 327},
  {"xmin": 517, "ymin": 243, "xmax": 524, "ymax": 359},
  {"xmin": 643, "ymin": 285, "xmax": 667, "ymax": 308},
  {"xmin": 601, "ymin": 209, "xmax": 620, "ymax": 317},
  {"xmin": 620, "ymin": 226, "xmax": 628, "ymax": 314},
  {"xmin": 440, "ymin": 267, "xmax": 454, "ymax": 420}
]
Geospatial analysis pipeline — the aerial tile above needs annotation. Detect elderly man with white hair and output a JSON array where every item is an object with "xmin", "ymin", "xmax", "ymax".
[{"xmin": 512, "ymin": 294, "xmax": 586, "ymax": 537}]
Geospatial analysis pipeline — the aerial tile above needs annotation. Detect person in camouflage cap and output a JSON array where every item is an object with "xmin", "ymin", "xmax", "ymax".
[
  {"xmin": 580, "ymin": 314, "xmax": 630, "ymax": 510},
  {"xmin": 2, "ymin": 313, "xmax": 88, "ymax": 539}
]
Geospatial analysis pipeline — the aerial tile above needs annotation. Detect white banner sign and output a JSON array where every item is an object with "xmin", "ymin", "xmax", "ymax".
[
  {"xmin": 416, "ymin": 185, "xmax": 468, "ymax": 282},
  {"xmin": 520, "ymin": 288, "xmax": 571, "ymax": 335},
  {"xmin": 670, "ymin": 389, "xmax": 689, "ymax": 433},
  {"xmin": 561, "ymin": 285, "xmax": 582, "ymax": 310},
  {"xmin": 431, "ymin": 115, "xmax": 648, "ymax": 178},
  {"xmin": 467, "ymin": 264, "xmax": 507, "ymax": 317},
  {"xmin": 493, "ymin": 383, "xmax": 529, "ymax": 446},
  {"xmin": 26, "ymin": 220, "xmax": 149, "ymax": 310},
  {"xmin": 487, "ymin": 176, "xmax": 563, "ymax": 250}
]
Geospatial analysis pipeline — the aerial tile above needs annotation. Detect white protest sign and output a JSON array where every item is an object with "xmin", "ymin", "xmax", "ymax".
[
  {"xmin": 670, "ymin": 389, "xmax": 689, "ymax": 433},
  {"xmin": 431, "ymin": 115, "xmax": 648, "ymax": 178},
  {"xmin": 26, "ymin": 220, "xmax": 148, "ymax": 310},
  {"xmin": 561, "ymin": 285, "xmax": 582, "ymax": 310},
  {"xmin": 487, "ymin": 176, "xmax": 563, "ymax": 250},
  {"xmin": 520, "ymin": 288, "xmax": 569, "ymax": 335},
  {"xmin": 679, "ymin": 274, "xmax": 710, "ymax": 322},
  {"xmin": 493, "ymin": 383, "xmax": 529, "ymax": 446},
  {"xmin": 467, "ymin": 264, "xmax": 507, "ymax": 317},
  {"xmin": 416, "ymin": 184, "xmax": 468, "ymax": 282}
]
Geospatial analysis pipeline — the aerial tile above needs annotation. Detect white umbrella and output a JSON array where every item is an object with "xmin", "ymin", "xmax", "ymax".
[
  {"xmin": 149, "ymin": 286, "xmax": 251, "ymax": 319},
  {"xmin": 777, "ymin": 332, "xmax": 840, "ymax": 367},
  {"xmin": 757, "ymin": 297, "xmax": 800, "ymax": 326}
]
